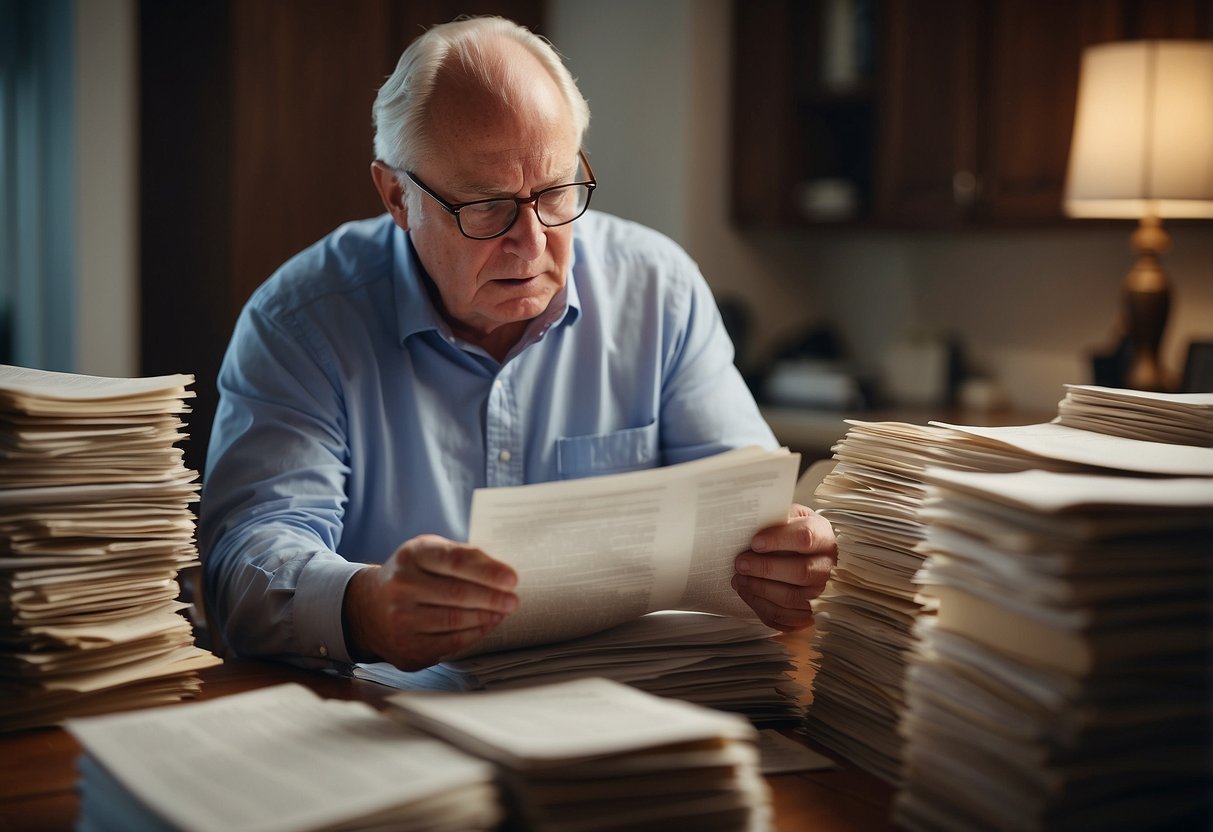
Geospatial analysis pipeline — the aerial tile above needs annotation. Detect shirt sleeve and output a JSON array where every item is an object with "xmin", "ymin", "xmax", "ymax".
[
  {"xmin": 198, "ymin": 298, "xmax": 363, "ymax": 670},
  {"xmin": 657, "ymin": 254, "xmax": 779, "ymax": 464}
]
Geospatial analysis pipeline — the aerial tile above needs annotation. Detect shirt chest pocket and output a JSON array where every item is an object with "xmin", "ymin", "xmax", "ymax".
[{"xmin": 556, "ymin": 421, "xmax": 658, "ymax": 479}]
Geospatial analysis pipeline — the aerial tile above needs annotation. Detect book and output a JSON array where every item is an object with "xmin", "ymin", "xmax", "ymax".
[
  {"xmin": 458, "ymin": 445, "xmax": 799, "ymax": 656},
  {"xmin": 67, "ymin": 683, "xmax": 501, "ymax": 832},
  {"xmin": 386, "ymin": 676, "xmax": 772, "ymax": 832},
  {"xmin": 0, "ymin": 365, "xmax": 220, "ymax": 731}
]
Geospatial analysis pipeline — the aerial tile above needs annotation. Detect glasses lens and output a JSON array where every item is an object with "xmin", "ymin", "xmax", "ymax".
[
  {"xmin": 458, "ymin": 200, "xmax": 518, "ymax": 239},
  {"xmin": 536, "ymin": 184, "xmax": 591, "ymax": 227},
  {"xmin": 456, "ymin": 182, "xmax": 593, "ymax": 239}
]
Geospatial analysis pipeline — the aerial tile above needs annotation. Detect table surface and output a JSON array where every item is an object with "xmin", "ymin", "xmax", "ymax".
[{"xmin": 0, "ymin": 634, "xmax": 896, "ymax": 831}]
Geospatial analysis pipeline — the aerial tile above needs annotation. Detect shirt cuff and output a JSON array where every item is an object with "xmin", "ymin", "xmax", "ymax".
[{"xmin": 293, "ymin": 554, "xmax": 366, "ymax": 665}]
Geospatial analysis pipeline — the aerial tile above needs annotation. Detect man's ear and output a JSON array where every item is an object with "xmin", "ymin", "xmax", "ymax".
[{"xmin": 370, "ymin": 161, "xmax": 410, "ymax": 230}]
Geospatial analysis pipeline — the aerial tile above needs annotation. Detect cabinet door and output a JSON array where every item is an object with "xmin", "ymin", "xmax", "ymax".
[
  {"xmin": 731, "ymin": 0, "xmax": 801, "ymax": 225},
  {"xmin": 984, "ymin": 1, "xmax": 1130, "ymax": 222},
  {"xmin": 876, "ymin": 0, "xmax": 982, "ymax": 225},
  {"xmin": 877, "ymin": 0, "xmax": 1212, "ymax": 226}
]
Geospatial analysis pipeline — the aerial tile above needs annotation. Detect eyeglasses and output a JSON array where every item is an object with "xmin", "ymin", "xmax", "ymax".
[{"xmin": 403, "ymin": 150, "xmax": 597, "ymax": 240}]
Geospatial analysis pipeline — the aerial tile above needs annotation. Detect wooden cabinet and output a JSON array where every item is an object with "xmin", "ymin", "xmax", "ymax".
[
  {"xmin": 139, "ymin": 0, "xmax": 544, "ymax": 473},
  {"xmin": 731, "ymin": 0, "xmax": 1213, "ymax": 229},
  {"xmin": 732, "ymin": 0, "xmax": 881, "ymax": 226}
]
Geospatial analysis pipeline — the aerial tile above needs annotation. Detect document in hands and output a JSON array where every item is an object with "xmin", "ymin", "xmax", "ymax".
[{"xmin": 461, "ymin": 445, "xmax": 800, "ymax": 656}]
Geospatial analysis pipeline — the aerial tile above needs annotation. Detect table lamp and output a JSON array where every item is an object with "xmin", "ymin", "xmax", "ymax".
[{"xmin": 1063, "ymin": 40, "xmax": 1213, "ymax": 392}]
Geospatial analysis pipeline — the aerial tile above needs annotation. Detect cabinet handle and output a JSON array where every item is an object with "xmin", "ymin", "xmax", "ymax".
[{"xmin": 952, "ymin": 171, "xmax": 979, "ymax": 207}]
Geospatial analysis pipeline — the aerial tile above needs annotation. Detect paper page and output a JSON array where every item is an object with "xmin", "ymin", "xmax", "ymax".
[
  {"xmin": 931, "ymin": 421, "xmax": 1213, "ymax": 476},
  {"xmin": 1063, "ymin": 384, "xmax": 1213, "ymax": 410},
  {"xmin": 465, "ymin": 475, "xmax": 690, "ymax": 655},
  {"xmin": 387, "ymin": 676, "xmax": 754, "ymax": 768},
  {"xmin": 924, "ymin": 467, "xmax": 1213, "ymax": 513},
  {"xmin": 677, "ymin": 452, "xmax": 799, "ymax": 615},
  {"xmin": 756, "ymin": 729, "xmax": 837, "ymax": 774},
  {"xmin": 67, "ymin": 683, "xmax": 496, "ymax": 832},
  {"xmin": 463, "ymin": 447, "xmax": 792, "ymax": 656},
  {"xmin": 0, "ymin": 364, "xmax": 194, "ymax": 402},
  {"xmin": 0, "ymin": 475, "xmax": 199, "ymax": 508}
]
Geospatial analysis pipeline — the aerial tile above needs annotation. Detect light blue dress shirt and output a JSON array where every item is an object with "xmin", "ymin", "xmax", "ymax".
[{"xmin": 198, "ymin": 210, "xmax": 777, "ymax": 668}]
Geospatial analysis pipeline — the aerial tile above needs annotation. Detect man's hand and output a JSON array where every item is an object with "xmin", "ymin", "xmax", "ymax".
[
  {"xmin": 343, "ymin": 534, "xmax": 519, "ymax": 671},
  {"xmin": 731, "ymin": 504, "xmax": 837, "ymax": 631}
]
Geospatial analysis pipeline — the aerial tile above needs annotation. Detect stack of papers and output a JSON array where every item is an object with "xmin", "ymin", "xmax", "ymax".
[
  {"xmin": 387, "ymin": 676, "xmax": 772, "ymax": 832},
  {"xmin": 356, "ymin": 611, "xmax": 806, "ymax": 725},
  {"xmin": 805, "ymin": 420, "xmax": 968, "ymax": 783},
  {"xmin": 68, "ymin": 683, "xmax": 501, "ymax": 832},
  {"xmin": 1054, "ymin": 383, "xmax": 1213, "ymax": 446},
  {"xmin": 805, "ymin": 395, "xmax": 1213, "ymax": 783},
  {"xmin": 0, "ymin": 365, "xmax": 219, "ymax": 731},
  {"xmin": 895, "ymin": 468, "xmax": 1213, "ymax": 831}
]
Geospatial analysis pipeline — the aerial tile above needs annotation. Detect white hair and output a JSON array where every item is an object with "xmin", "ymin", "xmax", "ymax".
[{"xmin": 373, "ymin": 16, "xmax": 590, "ymax": 171}]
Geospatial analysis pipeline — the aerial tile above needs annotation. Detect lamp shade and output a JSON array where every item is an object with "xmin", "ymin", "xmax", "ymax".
[{"xmin": 1064, "ymin": 40, "xmax": 1213, "ymax": 219}]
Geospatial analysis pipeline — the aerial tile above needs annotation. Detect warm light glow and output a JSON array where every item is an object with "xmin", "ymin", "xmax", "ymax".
[{"xmin": 1064, "ymin": 40, "xmax": 1213, "ymax": 219}]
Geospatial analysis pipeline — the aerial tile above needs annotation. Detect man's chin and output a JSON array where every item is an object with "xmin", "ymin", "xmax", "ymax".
[{"xmin": 493, "ymin": 280, "xmax": 560, "ymax": 313}]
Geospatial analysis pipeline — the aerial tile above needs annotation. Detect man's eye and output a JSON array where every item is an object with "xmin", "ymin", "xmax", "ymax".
[
  {"xmin": 540, "ymin": 189, "xmax": 571, "ymax": 207},
  {"xmin": 466, "ymin": 201, "xmax": 511, "ymax": 216}
]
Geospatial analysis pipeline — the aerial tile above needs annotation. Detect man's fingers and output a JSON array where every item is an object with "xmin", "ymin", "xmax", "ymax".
[
  {"xmin": 404, "ymin": 536, "xmax": 518, "ymax": 592},
  {"xmin": 406, "ymin": 603, "xmax": 508, "ymax": 636},
  {"xmin": 734, "ymin": 551, "xmax": 834, "ymax": 587},
  {"xmin": 405, "ymin": 573, "xmax": 519, "ymax": 614},
  {"xmin": 390, "ymin": 623, "xmax": 505, "ymax": 672},
  {"xmin": 732, "ymin": 573, "xmax": 817, "ymax": 610},
  {"xmin": 750, "ymin": 509, "xmax": 836, "ymax": 559},
  {"xmin": 731, "ymin": 576, "xmax": 815, "ymax": 631}
]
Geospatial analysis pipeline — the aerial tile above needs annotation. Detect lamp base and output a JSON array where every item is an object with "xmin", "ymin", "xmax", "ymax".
[{"xmin": 1120, "ymin": 216, "xmax": 1175, "ymax": 393}]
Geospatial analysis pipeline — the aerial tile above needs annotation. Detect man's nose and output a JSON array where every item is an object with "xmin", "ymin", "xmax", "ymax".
[{"xmin": 502, "ymin": 201, "xmax": 546, "ymax": 258}]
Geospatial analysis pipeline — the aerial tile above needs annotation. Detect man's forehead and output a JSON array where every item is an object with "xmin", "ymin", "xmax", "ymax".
[{"xmin": 437, "ymin": 146, "xmax": 579, "ymax": 194}]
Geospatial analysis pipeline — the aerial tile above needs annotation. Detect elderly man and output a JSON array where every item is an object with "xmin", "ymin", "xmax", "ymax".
[{"xmin": 199, "ymin": 16, "xmax": 836, "ymax": 673}]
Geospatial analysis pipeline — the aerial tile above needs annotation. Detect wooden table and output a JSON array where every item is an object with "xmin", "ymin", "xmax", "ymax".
[{"xmin": 0, "ymin": 650, "xmax": 895, "ymax": 831}]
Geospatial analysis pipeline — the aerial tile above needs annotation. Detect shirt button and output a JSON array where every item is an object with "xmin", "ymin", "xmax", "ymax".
[
  {"xmin": 318, "ymin": 644, "xmax": 328, "ymax": 658},
  {"xmin": 494, "ymin": 380, "xmax": 504, "ymax": 391},
  {"xmin": 499, "ymin": 449, "xmax": 512, "ymax": 463}
]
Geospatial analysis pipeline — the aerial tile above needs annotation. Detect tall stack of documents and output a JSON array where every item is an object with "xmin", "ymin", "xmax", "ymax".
[
  {"xmin": 802, "ymin": 417, "xmax": 1069, "ymax": 781},
  {"xmin": 805, "ymin": 385, "xmax": 1213, "ymax": 786},
  {"xmin": 896, "ymin": 465, "xmax": 1212, "ymax": 830},
  {"xmin": 804, "ymin": 420, "xmax": 964, "ymax": 782},
  {"xmin": 387, "ymin": 676, "xmax": 772, "ymax": 832},
  {"xmin": 0, "ymin": 365, "xmax": 219, "ymax": 731},
  {"xmin": 68, "ymin": 683, "xmax": 502, "ymax": 832}
]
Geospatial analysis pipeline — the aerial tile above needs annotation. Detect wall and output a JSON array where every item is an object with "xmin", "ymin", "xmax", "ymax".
[
  {"xmin": 547, "ymin": 0, "xmax": 694, "ymax": 242},
  {"xmin": 550, "ymin": 0, "xmax": 1213, "ymax": 412},
  {"xmin": 74, "ymin": 0, "xmax": 137, "ymax": 376}
]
